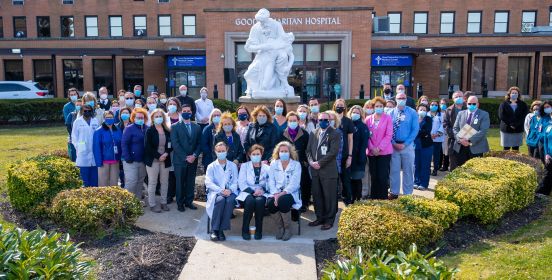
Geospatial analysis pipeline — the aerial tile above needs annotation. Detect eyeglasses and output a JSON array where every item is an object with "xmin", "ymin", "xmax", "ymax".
[
  {"xmin": 126, "ymin": 98, "xmax": 134, "ymax": 100},
  {"xmin": 467, "ymin": 103, "xmax": 477, "ymax": 106},
  {"xmin": 319, "ymin": 119, "xmax": 329, "ymax": 122}
]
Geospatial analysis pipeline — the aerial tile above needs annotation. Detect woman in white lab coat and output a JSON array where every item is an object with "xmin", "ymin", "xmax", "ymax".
[
  {"xmin": 267, "ymin": 141, "xmax": 302, "ymax": 241},
  {"xmin": 205, "ymin": 141, "xmax": 238, "ymax": 242},
  {"xmin": 237, "ymin": 144, "xmax": 270, "ymax": 240},
  {"xmin": 71, "ymin": 104, "xmax": 100, "ymax": 187}
]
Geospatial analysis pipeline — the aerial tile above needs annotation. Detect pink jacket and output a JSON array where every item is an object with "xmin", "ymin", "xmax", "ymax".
[{"xmin": 365, "ymin": 114, "xmax": 393, "ymax": 156}]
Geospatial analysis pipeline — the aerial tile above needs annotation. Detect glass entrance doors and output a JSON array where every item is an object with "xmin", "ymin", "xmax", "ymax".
[{"xmin": 370, "ymin": 67, "xmax": 412, "ymax": 98}]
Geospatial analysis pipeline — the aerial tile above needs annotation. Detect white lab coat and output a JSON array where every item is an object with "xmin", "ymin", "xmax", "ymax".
[
  {"xmin": 205, "ymin": 160, "xmax": 239, "ymax": 218},
  {"xmin": 238, "ymin": 161, "xmax": 270, "ymax": 198},
  {"xmin": 268, "ymin": 159, "xmax": 302, "ymax": 210},
  {"xmin": 71, "ymin": 116, "xmax": 100, "ymax": 167}
]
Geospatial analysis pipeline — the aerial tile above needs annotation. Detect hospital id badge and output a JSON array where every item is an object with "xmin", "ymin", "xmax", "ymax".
[
  {"xmin": 113, "ymin": 146, "xmax": 118, "ymax": 154},
  {"xmin": 167, "ymin": 141, "xmax": 172, "ymax": 149},
  {"xmin": 321, "ymin": 145, "xmax": 328, "ymax": 156},
  {"xmin": 473, "ymin": 118, "xmax": 478, "ymax": 125}
]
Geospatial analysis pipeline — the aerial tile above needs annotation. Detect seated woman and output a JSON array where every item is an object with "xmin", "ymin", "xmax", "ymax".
[
  {"xmin": 267, "ymin": 141, "xmax": 302, "ymax": 241},
  {"xmin": 238, "ymin": 144, "xmax": 270, "ymax": 240},
  {"xmin": 205, "ymin": 142, "xmax": 239, "ymax": 242}
]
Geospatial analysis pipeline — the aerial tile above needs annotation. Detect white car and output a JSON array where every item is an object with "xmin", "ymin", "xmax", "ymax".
[{"xmin": 0, "ymin": 81, "xmax": 51, "ymax": 99}]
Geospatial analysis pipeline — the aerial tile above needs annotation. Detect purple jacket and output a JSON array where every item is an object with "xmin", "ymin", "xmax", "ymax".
[{"xmin": 121, "ymin": 123, "xmax": 148, "ymax": 162}]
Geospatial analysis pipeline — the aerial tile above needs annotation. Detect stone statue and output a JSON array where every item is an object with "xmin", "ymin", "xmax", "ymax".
[{"xmin": 243, "ymin": 8, "xmax": 295, "ymax": 98}]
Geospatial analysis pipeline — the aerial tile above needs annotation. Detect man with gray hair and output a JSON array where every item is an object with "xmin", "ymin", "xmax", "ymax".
[
  {"xmin": 452, "ymin": 96, "xmax": 490, "ymax": 167},
  {"xmin": 97, "ymin": 86, "xmax": 111, "ymax": 111},
  {"xmin": 443, "ymin": 90, "xmax": 465, "ymax": 171}
]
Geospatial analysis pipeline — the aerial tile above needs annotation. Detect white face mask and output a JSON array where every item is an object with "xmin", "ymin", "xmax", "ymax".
[
  {"xmin": 200, "ymin": 93, "xmax": 207, "ymax": 100},
  {"xmin": 180, "ymin": 90, "xmax": 187, "ymax": 96},
  {"xmin": 100, "ymin": 94, "xmax": 108, "ymax": 100}
]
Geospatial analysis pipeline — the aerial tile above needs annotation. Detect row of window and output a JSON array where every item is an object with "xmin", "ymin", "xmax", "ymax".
[
  {"xmin": 387, "ymin": 10, "xmax": 552, "ymax": 34},
  {"xmin": 0, "ymin": 15, "xmax": 196, "ymax": 39},
  {"xmin": 11, "ymin": 0, "xmax": 175, "ymax": 4}
]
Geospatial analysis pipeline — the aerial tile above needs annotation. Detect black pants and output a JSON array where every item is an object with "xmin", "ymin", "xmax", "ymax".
[
  {"xmin": 440, "ymin": 153, "xmax": 449, "ymax": 171},
  {"xmin": 350, "ymin": 179, "xmax": 363, "ymax": 203},
  {"xmin": 312, "ymin": 175, "xmax": 338, "ymax": 225},
  {"xmin": 448, "ymin": 138, "xmax": 459, "ymax": 171},
  {"xmin": 369, "ymin": 155, "xmax": 391, "ymax": 199},
  {"xmin": 538, "ymin": 142, "xmax": 546, "ymax": 164},
  {"xmin": 504, "ymin": 146, "xmax": 520, "ymax": 151},
  {"xmin": 267, "ymin": 194, "xmax": 294, "ymax": 213},
  {"xmin": 340, "ymin": 160, "xmax": 352, "ymax": 204},
  {"xmin": 240, "ymin": 195, "xmax": 266, "ymax": 234},
  {"xmin": 300, "ymin": 164, "xmax": 312, "ymax": 208},
  {"xmin": 167, "ymin": 171, "xmax": 176, "ymax": 202},
  {"xmin": 174, "ymin": 162, "xmax": 198, "ymax": 207},
  {"xmin": 455, "ymin": 146, "xmax": 483, "ymax": 168},
  {"xmin": 537, "ymin": 161, "xmax": 552, "ymax": 195}
]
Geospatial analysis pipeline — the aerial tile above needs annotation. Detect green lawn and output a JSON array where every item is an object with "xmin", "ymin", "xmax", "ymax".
[{"xmin": 486, "ymin": 127, "xmax": 527, "ymax": 152}]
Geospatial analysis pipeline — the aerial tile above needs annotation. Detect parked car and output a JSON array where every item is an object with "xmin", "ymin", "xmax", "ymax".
[{"xmin": 0, "ymin": 81, "xmax": 51, "ymax": 99}]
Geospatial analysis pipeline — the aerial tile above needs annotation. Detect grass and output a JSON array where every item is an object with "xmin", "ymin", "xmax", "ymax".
[
  {"xmin": 486, "ymin": 127, "xmax": 527, "ymax": 152},
  {"xmin": 442, "ymin": 198, "xmax": 552, "ymax": 279}
]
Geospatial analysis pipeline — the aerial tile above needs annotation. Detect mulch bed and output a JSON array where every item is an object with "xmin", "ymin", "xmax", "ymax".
[
  {"xmin": 314, "ymin": 194, "xmax": 550, "ymax": 279},
  {"xmin": 0, "ymin": 198, "xmax": 196, "ymax": 280}
]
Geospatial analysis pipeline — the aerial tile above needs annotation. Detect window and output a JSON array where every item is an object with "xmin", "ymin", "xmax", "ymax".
[
  {"xmin": 123, "ymin": 59, "xmax": 143, "ymax": 91},
  {"xmin": 63, "ymin": 60, "xmax": 83, "ymax": 95},
  {"xmin": 440, "ymin": 12, "xmax": 455, "ymax": 34},
  {"xmin": 134, "ymin": 16, "xmax": 147, "ymax": 36},
  {"xmin": 388, "ymin": 13, "xmax": 401, "ymax": 33},
  {"xmin": 109, "ymin": 16, "xmax": 122, "ymax": 37},
  {"xmin": 467, "ymin": 11, "xmax": 482, "ymax": 33},
  {"xmin": 542, "ymin": 57, "xmax": 552, "ymax": 95},
  {"xmin": 36, "ymin": 16, "xmax": 51, "ymax": 37},
  {"xmin": 183, "ymin": 15, "xmax": 196, "ymax": 36},
  {"xmin": 158, "ymin": 0, "xmax": 169, "ymax": 2},
  {"xmin": 158, "ymin": 15, "xmax": 171, "ymax": 36},
  {"xmin": 0, "ymin": 17, "xmax": 3, "ymax": 38},
  {"xmin": 507, "ymin": 57, "xmax": 531, "ymax": 95},
  {"xmin": 93, "ymin": 59, "xmax": 114, "ymax": 94},
  {"xmin": 472, "ymin": 57, "xmax": 496, "ymax": 94},
  {"xmin": 13, "ymin": 17, "xmax": 26, "ymax": 38},
  {"xmin": 12, "ymin": 0, "xmax": 24, "ymax": 5},
  {"xmin": 439, "ymin": 58, "xmax": 463, "ymax": 96},
  {"xmin": 62, "ymin": 0, "xmax": 74, "ymax": 4},
  {"xmin": 494, "ymin": 11, "xmax": 509, "ymax": 33},
  {"xmin": 60, "ymin": 16, "xmax": 75, "ymax": 37},
  {"xmin": 550, "ymin": 8, "xmax": 552, "ymax": 26},
  {"xmin": 33, "ymin": 60, "xmax": 54, "ymax": 94},
  {"xmin": 521, "ymin": 11, "xmax": 536, "ymax": 32},
  {"xmin": 4, "ymin": 60, "xmax": 24, "ymax": 81},
  {"xmin": 413, "ymin": 12, "xmax": 428, "ymax": 34},
  {"xmin": 85, "ymin": 16, "xmax": 98, "ymax": 37}
]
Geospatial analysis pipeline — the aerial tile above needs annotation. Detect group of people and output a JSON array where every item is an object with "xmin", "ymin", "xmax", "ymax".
[{"xmin": 63, "ymin": 82, "xmax": 552, "ymax": 242}]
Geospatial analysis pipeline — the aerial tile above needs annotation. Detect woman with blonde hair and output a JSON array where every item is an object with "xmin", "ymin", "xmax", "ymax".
[
  {"xmin": 297, "ymin": 104, "xmax": 315, "ymax": 133},
  {"xmin": 347, "ymin": 105, "xmax": 369, "ymax": 203},
  {"xmin": 332, "ymin": 98, "xmax": 354, "ymax": 205},
  {"xmin": 82, "ymin": 91, "xmax": 105, "ymax": 124},
  {"xmin": 267, "ymin": 141, "xmax": 302, "ymax": 241},
  {"xmin": 200, "ymin": 108, "xmax": 223, "ymax": 169},
  {"xmin": 244, "ymin": 105, "xmax": 278, "ymax": 163},
  {"xmin": 214, "ymin": 112, "xmax": 245, "ymax": 164}
]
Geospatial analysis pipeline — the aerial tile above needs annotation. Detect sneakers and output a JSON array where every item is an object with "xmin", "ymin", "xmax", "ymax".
[
  {"xmin": 161, "ymin": 204, "xmax": 169, "ymax": 211},
  {"xmin": 150, "ymin": 205, "xmax": 162, "ymax": 213}
]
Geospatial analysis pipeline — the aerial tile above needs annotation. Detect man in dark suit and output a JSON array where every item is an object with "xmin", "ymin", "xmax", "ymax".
[
  {"xmin": 97, "ymin": 86, "xmax": 112, "ymax": 111},
  {"xmin": 171, "ymin": 103, "xmax": 202, "ymax": 212},
  {"xmin": 443, "ymin": 91, "xmax": 465, "ymax": 171},
  {"xmin": 453, "ymin": 96, "xmax": 490, "ymax": 167},
  {"xmin": 306, "ymin": 112, "xmax": 340, "ymax": 230}
]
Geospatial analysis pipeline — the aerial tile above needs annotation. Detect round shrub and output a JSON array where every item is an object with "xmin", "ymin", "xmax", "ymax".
[
  {"xmin": 51, "ymin": 187, "xmax": 144, "ymax": 235},
  {"xmin": 0, "ymin": 224, "xmax": 93, "ymax": 279},
  {"xmin": 398, "ymin": 196, "xmax": 460, "ymax": 229},
  {"xmin": 7, "ymin": 155, "xmax": 81, "ymax": 215},
  {"xmin": 337, "ymin": 204, "xmax": 443, "ymax": 253},
  {"xmin": 485, "ymin": 150, "xmax": 544, "ymax": 181}
]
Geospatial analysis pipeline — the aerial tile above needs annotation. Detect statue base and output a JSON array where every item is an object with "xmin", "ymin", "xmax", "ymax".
[{"xmin": 238, "ymin": 95, "xmax": 301, "ymax": 112}]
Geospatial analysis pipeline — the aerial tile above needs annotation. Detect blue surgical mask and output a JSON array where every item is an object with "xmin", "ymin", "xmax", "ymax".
[
  {"xmin": 418, "ymin": 110, "xmax": 427, "ymax": 118},
  {"xmin": 121, "ymin": 113, "xmax": 130, "ymax": 121},
  {"xmin": 250, "ymin": 155, "xmax": 262, "ymax": 163},
  {"xmin": 319, "ymin": 120, "xmax": 329, "ymax": 129},
  {"xmin": 70, "ymin": 95, "xmax": 78, "ymax": 102},
  {"xmin": 396, "ymin": 99, "xmax": 407, "ymax": 107},
  {"xmin": 351, "ymin": 113, "xmax": 361, "ymax": 121},
  {"xmin": 180, "ymin": 90, "xmax": 187, "ymax": 96},
  {"xmin": 134, "ymin": 90, "xmax": 142, "ymax": 97},
  {"xmin": 125, "ymin": 99, "xmax": 135, "ymax": 107},
  {"xmin": 375, "ymin": 108, "xmax": 384, "ymax": 115},
  {"xmin": 310, "ymin": 106, "xmax": 319, "ymax": 113},
  {"xmin": 223, "ymin": 125, "xmax": 233, "ymax": 132},
  {"xmin": 330, "ymin": 120, "xmax": 336, "ymax": 128},
  {"xmin": 168, "ymin": 105, "xmax": 177, "ymax": 114},
  {"xmin": 135, "ymin": 119, "xmax": 144, "ymax": 126},
  {"xmin": 288, "ymin": 121, "xmax": 298, "ymax": 130},
  {"xmin": 212, "ymin": 116, "xmax": 221, "ymax": 124},
  {"xmin": 384, "ymin": 108, "xmax": 393, "ymax": 114},
  {"xmin": 440, "ymin": 104, "xmax": 447, "ymax": 111},
  {"xmin": 182, "ymin": 112, "xmax": 192, "ymax": 120},
  {"xmin": 455, "ymin": 98, "xmax": 464, "ymax": 105},
  {"xmin": 275, "ymin": 107, "xmax": 284, "ymax": 115},
  {"xmin": 104, "ymin": 118, "xmax": 115, "ymax": 126},
  {"xmin": 75, "ymin": 105, "xmax": 81, "ymax": 112},
  {"xmin": 298, "ymin": 112, "xmax": 308, "ymax": 120},
  {"xmin": 430, "ymin": 105, "xmax": 438, "ymax": 112},
  {"xmin": 154, "ymin": 116, "xmax": 164, "ymax": 125},
  {"xmin": 147, "ymin": 104, "xmax": 157, "ymax": 111},
  {"xmin": 216, "ymin": 151, "xmax": 227, "ymax": 160},
  {"xmin": 510, "ymin": 93, "xmax": 518, "ymax": 100},
  {"xmin": 86, "ymin": 101, "xmax": 95, "ymax": 107},
  {"xmin": 134, "ymin": 104, "xmax": 143, "ymax": 109},
  {"xmin": 544, "ymin": 107, "xmax": 552, "ymax": 115},
  {"xmin": 468, "ymin": 104, "xmax": 477, "ymax": 112},
  {"xmin": 238, "ymin": 113, "xmax": 248, "ymax": 121},
  {"xmin": 279, "ymin": 152, "xmax": 290, "ymax": 161},
  {"xmin": 257, "ymin": 116, "xmax": 267, "ymax": 125},
  {"xmin": 364, "ymin": 108, "xmax": 374, "ymax": 115}
]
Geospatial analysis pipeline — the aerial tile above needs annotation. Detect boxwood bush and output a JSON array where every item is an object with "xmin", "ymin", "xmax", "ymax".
[
  {"xmin": 337, "ymin": 203, "xmax": 443, "ymax": 253},
  {"xmin": 435, "ymin": 157, "xmax": 537, "ymax": 224},
  {"xmin": 7, "ymin": 155, "xmax": 81, "ymax": 216},
  {"xmin": 0, "ymin": 98, "xmax": 66, "ymax": 124},
  {"xmin": 51, "ymin": 187, "xmax": 144, "ymax": 235},
  {"xmin": 397, "ymin": 196, "xmax": 460, "ymax": 229},
  {"xmin": 0, "ymin": 225, "xmax": 93, "ymax": 279},
  {"xmin": 485, "ymin": 150, "xmax": 544, "ymax": 181}
]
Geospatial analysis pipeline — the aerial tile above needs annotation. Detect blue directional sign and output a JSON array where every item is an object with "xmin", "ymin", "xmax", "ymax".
[
  {"xmin": 167, "ymin": 56, "xmax": 206, "ymax": 68},
  {"xmin": 371, "ymin": 54, "xmax": 413, "ymax": 67}
]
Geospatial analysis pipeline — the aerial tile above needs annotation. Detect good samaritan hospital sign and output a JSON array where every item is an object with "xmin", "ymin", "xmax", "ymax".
[{"xmin": 234, "ymin": 17, "xmax": 342, "ymax": 26}]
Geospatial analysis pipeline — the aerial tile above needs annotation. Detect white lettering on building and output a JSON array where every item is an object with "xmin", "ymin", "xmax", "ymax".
[{"xmin": 234, "ymin": 17, "xmax": 341, "ymax": 26}]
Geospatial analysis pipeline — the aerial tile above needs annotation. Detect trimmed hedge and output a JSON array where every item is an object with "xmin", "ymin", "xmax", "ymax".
[
  {"xmin": 0, "ymin": 98, "xmax": 66, "ymax": 123},
  {"xmin": 397, "ymin": 196, "xmax": 460, "ymax": 229},
  {"xmin": 485, "ymin": 150, "xmax": 544, "ymax": 181},
  {"xmin": 51, "ymin": 187, "xmax": 144, "ymax": 235},
  {"xmin": 435, "ymin": 157, "xmax": 537, "ymax": 224},
  {"xmin": 213, "ymin": 99, "xmax": 239, "ymax": 113},
  {"xmin": 7, "ymin": 155, "xmax": 81, "ymax": 216},
  {"xmin": 337, "ymin": 203, "xmax": 443, "ymax": 253},
  {"xmin": 0, "ymin": 225, "xmax": 93, "ymax": 279}
]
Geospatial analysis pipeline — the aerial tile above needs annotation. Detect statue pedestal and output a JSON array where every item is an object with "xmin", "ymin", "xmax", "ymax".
[{"xmin": 238, "ymin": 95, "xmax": 301, "ymax": 112}]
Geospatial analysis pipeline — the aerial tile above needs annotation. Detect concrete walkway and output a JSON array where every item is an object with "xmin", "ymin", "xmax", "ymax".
[{"xmin": 135, "ymin": 171, "xmax": 445, "ymax": 280}]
